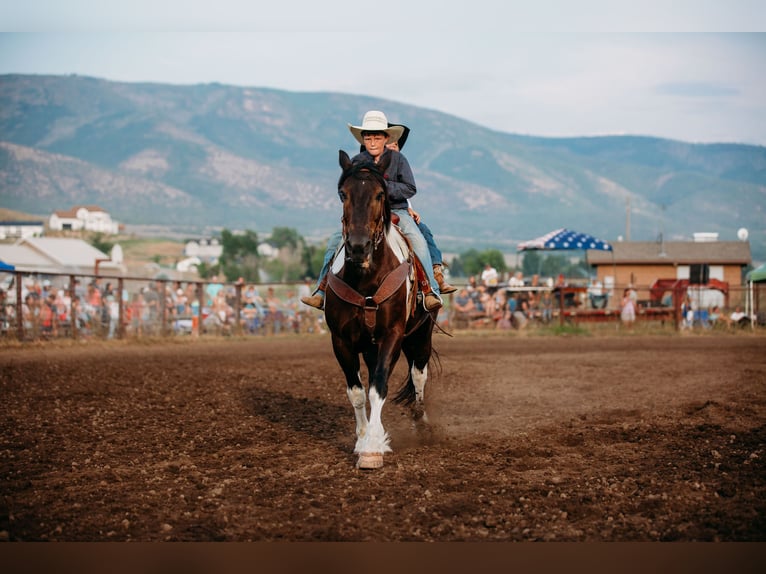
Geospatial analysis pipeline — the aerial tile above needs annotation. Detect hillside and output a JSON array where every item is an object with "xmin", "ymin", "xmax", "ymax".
[{"xmin": 0, "ymin": 74, "xmax": 764, "ymax": 261}]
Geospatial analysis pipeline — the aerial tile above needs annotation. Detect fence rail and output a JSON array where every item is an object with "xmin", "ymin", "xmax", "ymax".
[
  {"xmin": 0, "ymin": 270, "xmax": 324, "ymax": 342},
  {"xmin": 1, "ymin": 269, "xmax": 763, "ymax": 342}
]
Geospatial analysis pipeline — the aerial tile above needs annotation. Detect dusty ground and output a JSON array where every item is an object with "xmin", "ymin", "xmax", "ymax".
[{"xmin": 1, "ymin": 331, "xmax": 765, "ymax": 542}]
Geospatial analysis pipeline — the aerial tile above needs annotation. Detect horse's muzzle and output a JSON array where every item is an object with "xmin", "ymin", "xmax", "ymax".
[{"xmin": 345, "ymin": 238, "xmax": 372, "ymax": 268}]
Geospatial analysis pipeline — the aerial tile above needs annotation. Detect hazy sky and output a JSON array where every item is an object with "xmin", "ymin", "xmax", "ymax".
[{"xmin": 2, "ymin": 1, "xmax": 766, "ymax": 145}]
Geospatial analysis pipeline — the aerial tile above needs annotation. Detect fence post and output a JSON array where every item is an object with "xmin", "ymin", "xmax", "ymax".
[
  {"xmin": 234, "ymin": 280, "xmax": 243, "ymax": 336},
  {"xmin": 15, "ymin": 271, "xmax": 23, "ymax": 341},
  {"xmin": 117, "ymin": 277, "xmax": 125, "ymax": 339},
  {"xmin": 195, "ymin": 282, "xmax": 203, "ymax": 337},
  {"xmin": 558, "ymin": 287, "xmax": 565, "ymax": 327},
  {"xmin": 160, "ymin": 280, "xmax": 168, "ymax": 337},
  {"xmin": 69, "ymin": 275, "xmax": 78, "ymax": 340},
  {"xmin": 673, "ymin": 284, "xmax": 682, "ymax": 331}
]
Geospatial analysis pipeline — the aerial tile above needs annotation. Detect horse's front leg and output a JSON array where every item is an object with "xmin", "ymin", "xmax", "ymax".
[
  {"xmin": 355, "ymin": 341, "xmax": 402, "ymax": 469},
  {"xmin": 347, "ymin": 375, "xmax": 368, "ymax": 443},
  {"xmin": 332, "ymin": 339, "xmax": 368, "ymax": 446}
]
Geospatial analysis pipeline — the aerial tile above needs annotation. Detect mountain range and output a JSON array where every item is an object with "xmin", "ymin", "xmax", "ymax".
[{"xmin": 1, "ymin": 74, "xmax": 764, "ymax": 262}]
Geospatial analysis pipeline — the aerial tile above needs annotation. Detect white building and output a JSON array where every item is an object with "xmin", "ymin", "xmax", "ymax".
[
  {"xmin": 49, "ymin": 205, "xmax": 120, "ymax": 234},
  {"xmin": 184, "ymin": 238, "xmax": 223, "ymax": 264},
  {"xmin": 0, "ymin": 221, "xmax": 45, "ymax": 240},
  {"xmin": 0, "ymin": 237, "xmax": 125, "ymax": 275}
]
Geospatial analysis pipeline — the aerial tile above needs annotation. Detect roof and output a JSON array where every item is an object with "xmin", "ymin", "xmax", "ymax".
[
  {"xmin": 587, "ymin": 241, "xmax": 751, "ymax": 266},
  {"xmin": 0, "ymin": 244, "xmax": 53, "ymax": 269},
  {"xmin": 21, "ymin": 237, "xmax": 112, "ymax": 267},
  {"xmin": 53, "ymin": 205, "xmax": 107, "ymax": 218}
]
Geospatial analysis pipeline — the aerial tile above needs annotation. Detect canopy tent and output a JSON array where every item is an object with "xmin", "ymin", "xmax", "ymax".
[
  {"xmin": 0, "ymin": 260, "xmax": 15, "ymax": 272},
  {"xmin": 517, "ymin": 228, "xmax": 613, "ymax": 252},
  {"xmin": 516, "ymin": 228, "xmax": 615, "ymax": 283},
  {"xmin": 745, "ymin": 262, "xmax": 766, "ymax": 327},
  {"xmin": 747, "ymin": 262, "xmax": 766, "ymax": 283},
  {"xmin": 516, "ymin": 229, "xmax": 617, "ymax": 322}
]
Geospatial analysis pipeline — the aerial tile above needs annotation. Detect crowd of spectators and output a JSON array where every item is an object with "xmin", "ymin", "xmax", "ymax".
[
  {"xmin": 0, "ymin": 274, "xmax": 325, "ymax": 341},
  {"xmin": 448, "ymin": 271, "xmax": 554, "ymax": 330},
  {"xmin": 1, "ymin": 270, "xmax": 757, "ymax": 339}
]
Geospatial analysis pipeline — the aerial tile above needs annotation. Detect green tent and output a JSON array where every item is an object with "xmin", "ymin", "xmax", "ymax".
[{"xmin": 747, "ymin": 263, "xmax": 766, "ymax": 283}]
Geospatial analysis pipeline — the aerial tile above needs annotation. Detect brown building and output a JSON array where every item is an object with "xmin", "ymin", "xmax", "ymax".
[{"xmin": 587, "ymin": 235, "xmax": 751, "ymax": 307}]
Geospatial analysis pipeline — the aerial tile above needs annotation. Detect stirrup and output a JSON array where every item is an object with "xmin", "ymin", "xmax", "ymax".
[{"xmin": 424, "ymin": 292, "xmax": 442, "ymax": 311}]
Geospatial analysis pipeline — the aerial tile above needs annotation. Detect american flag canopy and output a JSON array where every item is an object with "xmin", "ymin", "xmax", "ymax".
[{"xmin": 517, "ymin": 228, "xmax": 613, "ymax": 252}]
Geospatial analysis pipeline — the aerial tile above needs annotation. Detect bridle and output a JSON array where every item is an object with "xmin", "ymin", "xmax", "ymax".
[{"xmin": 338, "ymin": 161, "xmax": 391, "ymax": 262}]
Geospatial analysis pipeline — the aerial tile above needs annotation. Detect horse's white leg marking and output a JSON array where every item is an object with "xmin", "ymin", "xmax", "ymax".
[
  {"xmin": 347, "ymin": 378, "xmax": 368, "ymax": 444},
  {"xmin": 355, "ymin": 387, "xmax": 391, "ymax": 454},
  {"xmin": 411, "ymin": 363, "xmax": 428, "ymax": 403},
  {"xmin": 411, "ymin": 363, "xmax": 429, "ymax": 423}
]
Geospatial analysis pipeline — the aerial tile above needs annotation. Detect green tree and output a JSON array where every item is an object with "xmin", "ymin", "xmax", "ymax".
[
  {"xmin": 521, "ymin": 250, "xmax": 542, "ymax": 277},
  {"xmin": 89, "ymin": 233, "xmax": 115, "ymax": 255},
  {"xmin": 264, "ymin": 227, "xmax": 307, "ymax": 282},
  {"xmin": 218, "ymin": 229, "xmax": 260, "ymax": 282},
  {"xmin": 540, "ymin": 253, "xmax": 567, "ymax": 278},
  {"xmin": 196, "ymin": 261, "xmax": 219, "ymax": 280},
  {"xmin": 269, "ymin": 227, "xmax": 301, "ymax": 250},
  {"xmin": 454, "ymin": 248, "xmax": 508, "ymax": 277},
  {"xmin": 481, "ymin": 249, "xmax": 507, "ymax": 274},
  {"xmin": 301, "ymin": 241, "xmax": 327, "ymax": 280}
]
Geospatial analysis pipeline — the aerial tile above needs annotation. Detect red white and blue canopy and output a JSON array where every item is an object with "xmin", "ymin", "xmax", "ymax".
[{"xmin": 517, "ymin": 228, "xmax": 613, "ymax": 252}]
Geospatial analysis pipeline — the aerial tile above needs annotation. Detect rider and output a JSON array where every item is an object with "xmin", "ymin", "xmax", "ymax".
[{"xmin": 301, "ymin": 110, "xmax": 443, "ymax": 312}]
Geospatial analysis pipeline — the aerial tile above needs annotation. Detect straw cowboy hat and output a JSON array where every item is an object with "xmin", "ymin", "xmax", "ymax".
[{"xmin": 348, "ymin": 111, "xmax": 405, "ymax": 146}]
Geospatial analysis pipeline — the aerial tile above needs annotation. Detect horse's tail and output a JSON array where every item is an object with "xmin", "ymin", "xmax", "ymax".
[
  {"xmin": 392, "ymin": 347, "xmax": 440, "ymax": 406},
  {"xmin": 392, "ymin": 372, "xmax": 416, "ymax": 406}
]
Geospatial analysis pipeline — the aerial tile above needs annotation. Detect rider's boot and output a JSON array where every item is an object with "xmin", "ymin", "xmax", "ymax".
[
  {"xmin": 301, "ymin": 275, "xmax": 328, "ymax": 310},
  {"xmin": 301, "ymin": 292, "xmax": 324, "ymax": 310},
  {"xmin": 433, "ymin": 264, "xmax": 457, "ymax": 295}
]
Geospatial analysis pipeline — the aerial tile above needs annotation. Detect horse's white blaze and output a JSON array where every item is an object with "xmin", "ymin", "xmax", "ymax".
[
  {"xmin": 411, "ymin": 363, "xmax": 428, "ymax": 403},
  {"xmin": 354, "ymin": 387, "xmax": 391, "ymax": 454},
  {"xmin": 347, "ymin": 381, "xmax": 367, "ymax": 439}
]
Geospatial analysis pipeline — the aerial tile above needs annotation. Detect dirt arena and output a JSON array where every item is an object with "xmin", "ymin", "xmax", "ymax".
[{"xmin": 1, "ymin": 331, "xmax": 765, "ymax": 542}]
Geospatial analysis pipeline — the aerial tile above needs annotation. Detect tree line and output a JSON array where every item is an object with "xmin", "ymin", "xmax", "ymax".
[{"xmin": 90, "ymin": 228, "xmax": 591, "ymax": 284}]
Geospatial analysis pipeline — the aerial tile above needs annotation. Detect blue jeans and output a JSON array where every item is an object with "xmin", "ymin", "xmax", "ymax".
[
  {"xmin": 418, "ymin": 220, "xmax": 442, "ymax": 266},
  {"xmin": 314, "ymin": 211, "xmax": 439, "ymax": 296}
]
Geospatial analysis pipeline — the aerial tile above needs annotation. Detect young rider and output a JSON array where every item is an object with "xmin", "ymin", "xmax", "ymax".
[{"xmin": 301, "ymin": 110, "xmax": 443, "ymax": 311}]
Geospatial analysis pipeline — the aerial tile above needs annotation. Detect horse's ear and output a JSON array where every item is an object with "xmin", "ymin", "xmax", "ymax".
[{"xmin": 339, "ymin": 150, "xmax": 352, "ymax": 171}]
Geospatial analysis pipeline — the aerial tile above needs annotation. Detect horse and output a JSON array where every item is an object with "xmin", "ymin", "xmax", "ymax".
[{"xmin": 324, "ymin": 150, "xmax": 438, "ymax": 469}]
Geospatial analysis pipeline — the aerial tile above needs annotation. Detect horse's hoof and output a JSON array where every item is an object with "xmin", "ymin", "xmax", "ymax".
[{"xmin": 357, "ymin": 452, "xmax": 384, "ymax": 470}]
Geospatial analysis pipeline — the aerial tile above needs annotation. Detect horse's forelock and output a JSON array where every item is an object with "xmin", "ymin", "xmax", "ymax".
[{"xmin": 338, "ymin": 159, "xmax": 384, "ymax": 188}]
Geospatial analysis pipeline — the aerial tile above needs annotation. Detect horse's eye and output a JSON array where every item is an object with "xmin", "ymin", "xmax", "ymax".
[
  {"xmin": 339, "ymin": 191, "xmax": 347, "ymax": 201},
  {"xmin": 376, "ymin": 191, "xmax": 385, "ymax": 201}
]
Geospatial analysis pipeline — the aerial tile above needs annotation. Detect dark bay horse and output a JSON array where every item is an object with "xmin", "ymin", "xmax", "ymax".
[{"xmin": 324, "ymin": 150, "xmax": 437, "ymax": 469}]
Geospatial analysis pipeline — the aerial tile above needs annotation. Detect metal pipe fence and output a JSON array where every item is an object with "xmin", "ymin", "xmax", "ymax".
[
  {"xmin": 1, "ymin": 269, "xmax": 763, "ymax": 342},
  {"xmin": 0, "ymin": 271, "xmax": 325, "ymax": 342}
]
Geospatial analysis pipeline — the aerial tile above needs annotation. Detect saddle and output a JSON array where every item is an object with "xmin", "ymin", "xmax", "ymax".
[{"xmin": 390, "ymin": 212, "xmax": 433, "ymax": 298}]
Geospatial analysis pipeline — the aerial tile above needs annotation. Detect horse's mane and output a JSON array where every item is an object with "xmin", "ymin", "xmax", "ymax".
[{"xmin": 338, "ymin": 157, "xmax": 392, "ymax": 231}]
